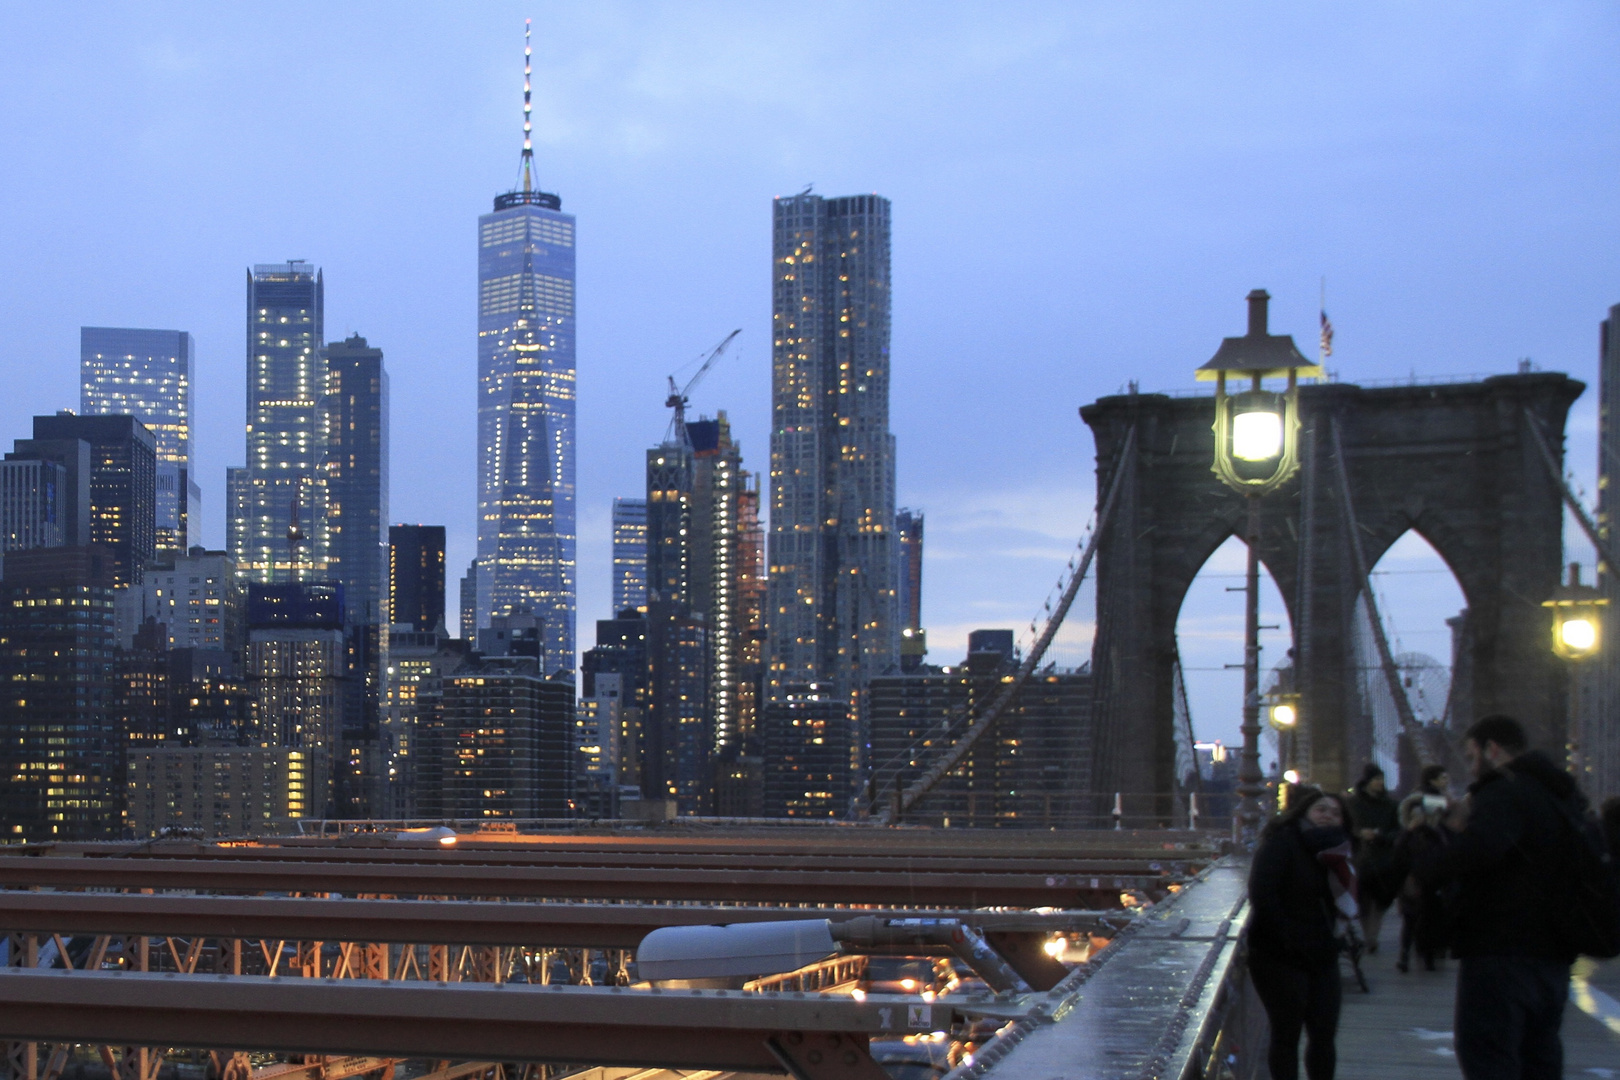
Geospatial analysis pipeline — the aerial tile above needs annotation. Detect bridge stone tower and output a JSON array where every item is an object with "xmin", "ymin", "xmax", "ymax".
[{"xmin": 1080, "ymin": 372, "xmax": 1582, "ymax": 802}]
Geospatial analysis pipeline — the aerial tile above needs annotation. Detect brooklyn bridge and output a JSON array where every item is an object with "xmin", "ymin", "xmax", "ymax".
[{"xmin": 4, "ymin": 294, "xmax": 1618, "ymax": 1078}]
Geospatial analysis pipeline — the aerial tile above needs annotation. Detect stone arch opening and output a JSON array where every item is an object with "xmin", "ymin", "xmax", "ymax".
[
  {"xmin": 1173, "ymin": 535, "xmax": 1297, "ymax": 763},
  {"xmin": 1350, "ymin": 529, "xmax": 1470, "ymax": 784}
]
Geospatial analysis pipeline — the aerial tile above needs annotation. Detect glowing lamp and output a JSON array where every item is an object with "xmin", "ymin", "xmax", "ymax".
[
  {"xmin": 1232, "ymin": 400, "xmax": 1284, "ymax": 461},
  {"xmin": 1269, "ymin": 701, "xmax": 1297, "ymax": 728},
  {"xmin": 1543, "ymin": 563, "xmax": 1606, "ymax": 662},
  {"xmin": 1197, "ymin": 290, "xmax": 1321, "ymax": 496},
  {"xmin": 1559, "ymin": 617, "xmax": 1597, "ymax": 654}
]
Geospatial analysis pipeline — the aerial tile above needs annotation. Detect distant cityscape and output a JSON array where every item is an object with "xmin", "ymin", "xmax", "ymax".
[{"xmin": 0, "ymin": 65, "xmax": 1103, "ymax": 843}]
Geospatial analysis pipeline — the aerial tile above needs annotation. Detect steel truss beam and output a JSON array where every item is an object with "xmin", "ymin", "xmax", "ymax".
[
  {"xmin": 0, "ymin": 894, "xmax": 1113, "ymax": 950},
  {"xmin": 0, "ymin": 969, "xmax": 949, "ymax": 1076},
  {"xmin": 0, "ymin": 856, "xmax": 1168, "ymax": 907},
  {"xmin": 25, "ymin": 838, "xmax": 1210, "ymax": 877}
]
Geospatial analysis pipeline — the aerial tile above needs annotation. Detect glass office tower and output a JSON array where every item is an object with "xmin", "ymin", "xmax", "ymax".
[
  {"xmin": 390, "ymin": 524, "xmax": 447, "ymax": 632},
  {"xmin": 324, "ymin": 334, "xmax": 389, "ymax": 627},
  {"xmin": 231, "ymin": 262, "xmax": 327, "ymax": 584},
  {"xmin": 81, "ymin": 327, "xmax": 196, "ymax": 555},
  {"xmin": 475, "ymin": 172, "xmax": 576, "ymax": 674},
  {"xmin": 611, "ymin": 497, "xmax": 648, "ymax": 614}
]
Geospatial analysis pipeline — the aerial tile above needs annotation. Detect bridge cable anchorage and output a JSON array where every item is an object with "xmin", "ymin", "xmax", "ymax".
[
  {"xmin": 1329, "ymin": 417, "xmax": 1436, "ymax": 767},
  {"xmin": 1524, "ymin": 406, "xmax": 1620, "ymax": 576},
  {"xmin": 876, "ymin": 424, "xmax": 1139, "ymax": 825}
]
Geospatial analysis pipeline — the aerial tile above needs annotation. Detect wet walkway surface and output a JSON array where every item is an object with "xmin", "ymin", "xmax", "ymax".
[{"xmin": 1333, "ymin": 913, "xmax": 1620, "ymax": 1079}]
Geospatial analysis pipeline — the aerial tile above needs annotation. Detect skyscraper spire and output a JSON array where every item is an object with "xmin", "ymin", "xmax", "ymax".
[{"xmin": 521, "ymin": 18, "xmax": 534, "ymax": 193}]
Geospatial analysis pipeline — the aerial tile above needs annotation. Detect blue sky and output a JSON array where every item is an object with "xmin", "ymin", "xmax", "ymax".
[{"xmin": 0, "ymin": 3, "xmax": 1616, "ymax": 748}]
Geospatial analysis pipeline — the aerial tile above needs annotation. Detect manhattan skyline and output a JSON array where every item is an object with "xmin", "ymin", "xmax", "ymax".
[{"xmin": 1, "ymin": 4, "xmax": 1617, "ymax": 750}]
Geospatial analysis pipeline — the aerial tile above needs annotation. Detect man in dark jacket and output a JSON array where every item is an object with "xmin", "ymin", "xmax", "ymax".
[{"xmin": 1417, "ymin": 715, "xmax": 1581, "ymax": 1080}]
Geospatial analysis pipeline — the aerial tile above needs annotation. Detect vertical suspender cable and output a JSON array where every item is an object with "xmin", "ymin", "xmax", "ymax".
[{"xmin": 1329, "ymin": 417, "xmax": 1435, "ymax": 767}]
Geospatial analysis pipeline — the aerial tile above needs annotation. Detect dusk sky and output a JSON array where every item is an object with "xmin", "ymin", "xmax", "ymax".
[{"xmin": 1, "ymin": 3, "xmax": 1617, "ymax": 749}]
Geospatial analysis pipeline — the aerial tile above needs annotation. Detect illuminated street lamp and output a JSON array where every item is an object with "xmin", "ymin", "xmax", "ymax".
[
  {"xmin": 1198, "ymin": 290, "xmax": 1322, "ymax": 846},
  {"xmin": 1544, "ymin": 563, "xmax": 1605, "ymax": 661},
  {"xmin": 1543, "ymin": 563, "xmax": 1607, "ymax": 774},
  {"xmin": 1268, "ymin": 694, "xmax": 1300, "ymax": 731}
]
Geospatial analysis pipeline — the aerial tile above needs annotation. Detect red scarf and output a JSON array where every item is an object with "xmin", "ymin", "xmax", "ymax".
[{"xmin": 1316, "ymin": 839, "xmax": 1361, "ymax": 928}]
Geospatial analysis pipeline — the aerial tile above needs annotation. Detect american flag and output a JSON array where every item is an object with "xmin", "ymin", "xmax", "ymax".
[{"xmin": 1319, "ymin": 309, "xmax": 1334, "ymax": 358}]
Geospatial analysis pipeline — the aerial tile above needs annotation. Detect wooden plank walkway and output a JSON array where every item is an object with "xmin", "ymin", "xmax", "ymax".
[{"xmin": 1332, "ymin": 913, "xmax": 1620, "ymax": 1079}]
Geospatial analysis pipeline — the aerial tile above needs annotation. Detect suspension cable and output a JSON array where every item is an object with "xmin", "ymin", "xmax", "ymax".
[
  {"xmin": 1329, "ymin": 416, "xmax": 1435, "ymax": 767},
  {"xmin": 876, "ymin": 424, "xmax": 1138, "ymax": 825}
]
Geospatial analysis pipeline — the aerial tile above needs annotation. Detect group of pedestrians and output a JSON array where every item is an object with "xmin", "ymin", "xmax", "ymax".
[{"xmin": 1245, "ymin": 714, "xmax": 1619, "ymax": 1080}]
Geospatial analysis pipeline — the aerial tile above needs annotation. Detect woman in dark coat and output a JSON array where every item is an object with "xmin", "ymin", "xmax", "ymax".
[
  {"xmin": 1248, "ymin": 787, "xmax": 1358, "ymax": 1080},
  {"xmin": 1345, "ymin": 763, "xmax": 1399, "ymax": 949}
]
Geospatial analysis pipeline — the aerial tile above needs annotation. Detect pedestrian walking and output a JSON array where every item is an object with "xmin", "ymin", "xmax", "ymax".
[
  {"xmin": 1346, "ymin": 762, "xmax": 1399, "ymax": 950},
  {"xmin": 1393, "ymin": 764, "xmax": 1452, "ymax": 973},
  {"xmin": 1416, "ymin": 715, "xmax": 1586, "ymax": 1079},
  {"xmin": 1247, "ymin": 787, "xmax": 1359, "ymax": 1080}
]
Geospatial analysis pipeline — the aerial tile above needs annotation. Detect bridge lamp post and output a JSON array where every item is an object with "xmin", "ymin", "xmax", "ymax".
[
  {"xmin": 1198, "ymin": 290, "xmax": 1320, "ymax": 846},
  {"xmin": 1268, "ymin": 692, "xmax": 1301, "ymax": 792},
  {"xmin": 1543, "ymin": 562, "xmax": 1606, "ymax": 775}
]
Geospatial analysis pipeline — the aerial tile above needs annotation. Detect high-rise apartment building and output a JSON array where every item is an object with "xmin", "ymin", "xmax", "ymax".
[
  {"xmin": 458, "ymin": 560, "xmax": 478, "ymax": 641},
  {"xmin": 32, "ymin": 414, "xmax": 156, "ymax": 589},
  {"xmin": 390, "ymin": 525, "xmax": 447, "ymax": 632},
  {"xmin": 4, "ymin": 436, "xmax": 91, "ymax": 550},
  {"xmin": 688, "ymin": 416, "xmax": 754, "ymax": 753},
  {"xmin": 582, "ymin": 610, "xmax": 649, "ymax": 789},
  {"xmin": 134, "ymin": 549, "xmax": 244, "ymax": 653},
  {"xmin": 80, "ymin": 327, "xmax": 197, "ymax": 555},
  {"xmin": 761, "ymin": 683, "xmax": 855, "ymax": 819},
  {"xmin": 0, "ymin": 456, "xmax": 72, "ymax": 552},
  {"xmin": 436, "ymin": 656, "xmax": 574, "ymax": 819},
  {"xmin": 638, "ymin": 414, "xmax": 763, "ymax": 813},
  {"xmin": 127, "ymin": 747, "xmax": 307, "ymax": 838},
  {"xmin": 896, "ymin": 509, "xmax": 924, "ymax": 634},
  {"xmin": 475, "ymin": 53, "xmax": 576, "ymax": 673},
  {"xmin": 767, "ymin": 193, "xmax": 900, "ymax": 727},
  {"xmin": 246, "ymin": 582, "xmax": 346, "ymax": 816},
  {"xmin": 230, "ymin": 262, "xmax": 327, "ymax": 584},
  {"xmin": 575, "ymin": 671, "xmax": 623, "ymax": 819},
  {"xmin": 0, "ymin": 546, "xmax": 122, "ymax": 840},
  {"xmin": 867, "ymin": 631, "xmax": 1093, "ymax": 828},
  {"xmin": 325, "ymin": 335, "xmax": 390, "ymax": 627},
  {"xmin": 612, "ymin": 497, "xmax": 648, "ymax": 613},
  {"xmin": 897, "ymin": 509, "xmax": 927, "ymax": 672},
  {"xmin": 381, "ymin": 625, "xmax": 467, "ymax": 818},
  {"xmin": 736, "ymin": 471, "xmax": 766, "ymax": 749}
]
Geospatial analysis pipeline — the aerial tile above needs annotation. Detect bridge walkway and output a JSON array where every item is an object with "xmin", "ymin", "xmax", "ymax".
[{"xmin": 1333, "ymin": 913, "xmax": 1620, "ymax": 1079}]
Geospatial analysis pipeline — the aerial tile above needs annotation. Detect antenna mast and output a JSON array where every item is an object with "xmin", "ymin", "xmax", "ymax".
[{"xmin": 521, "ymin": 19, "xmax": 534, "ymax": 193}]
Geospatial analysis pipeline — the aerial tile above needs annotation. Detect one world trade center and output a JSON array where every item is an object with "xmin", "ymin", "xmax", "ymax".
[{"xmin": 475, "ymin": 20, "xmax": 576, "ymax": 673}]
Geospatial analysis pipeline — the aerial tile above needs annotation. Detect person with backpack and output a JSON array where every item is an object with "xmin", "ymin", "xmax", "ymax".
[{"xmin": 1416, "ymin": 714, "xmax": 1619, "ymax": 1080}]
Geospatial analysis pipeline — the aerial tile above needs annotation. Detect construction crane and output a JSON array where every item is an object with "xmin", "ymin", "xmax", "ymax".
[{"xmin": 665, "ymin": 329, "xmax": 741, "ymax": 443}]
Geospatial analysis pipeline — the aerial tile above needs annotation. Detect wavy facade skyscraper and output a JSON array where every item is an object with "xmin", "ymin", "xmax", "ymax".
[
  {"xmin": 474, "ymin": 22, "xmax": 576, "ymax": 674},
  {"xmin": 766, "ymin": 192, "xmax": 899, "ymax": 718}
]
